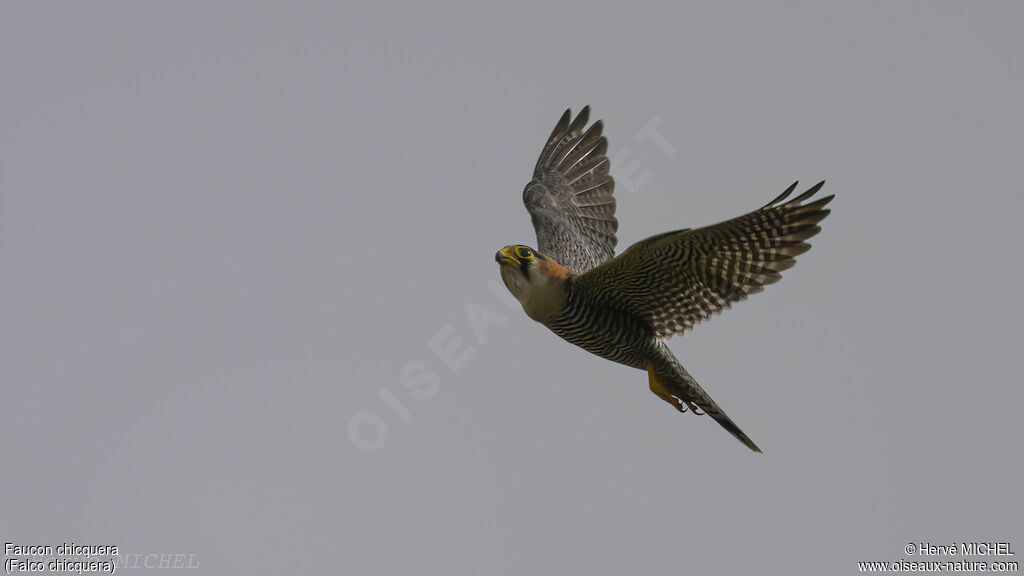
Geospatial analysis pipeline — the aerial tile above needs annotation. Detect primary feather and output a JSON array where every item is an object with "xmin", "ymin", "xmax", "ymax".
[{"xmin": 524, "ymin": 106, "xmax": 617, "ymax": 275}]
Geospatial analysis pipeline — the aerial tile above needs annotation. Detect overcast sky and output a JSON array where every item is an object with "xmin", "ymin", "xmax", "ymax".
[{"xmin": 2, "ymin": 2, "xmax": 1021, "ymax": 575}]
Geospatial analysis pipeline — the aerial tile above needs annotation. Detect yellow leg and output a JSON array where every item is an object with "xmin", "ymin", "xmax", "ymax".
[{"xmin": 647, "ymin": 363, "xmax": 686, "ymax": 413}]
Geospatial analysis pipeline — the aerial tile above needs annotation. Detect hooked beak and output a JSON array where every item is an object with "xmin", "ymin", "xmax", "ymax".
[{"xmin": 495, "ymin": 246, "xmax": 519, "ymax": 266}]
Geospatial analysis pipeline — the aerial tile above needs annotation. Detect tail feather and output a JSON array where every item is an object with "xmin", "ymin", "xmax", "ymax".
[
  {"xmin": 649, "ymin": 350, "xmax": 762, "ymax": 453},
  {"xmin": 704, "ymin": 405, "xmax": 762, "ymax": 453},
  {"xmin": 669, "ymin": 373, "xmax": 762, "ymax": 453}
]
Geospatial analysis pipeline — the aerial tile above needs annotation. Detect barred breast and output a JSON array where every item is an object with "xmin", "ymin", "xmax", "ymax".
[{"xmin": 544, "ymin": 283, "xmax": 655, "ymax": 370}]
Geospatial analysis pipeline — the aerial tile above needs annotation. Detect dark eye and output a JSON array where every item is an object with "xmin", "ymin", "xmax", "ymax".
[{"xmin": 515, "ymin": 247, "xmax": 534, "ymax": 259}]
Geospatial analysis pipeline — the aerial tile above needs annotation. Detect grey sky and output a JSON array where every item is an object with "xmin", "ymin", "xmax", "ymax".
[{"xmin": 2, "ymin": 2, "xmax": 1021, "ymax": 575}]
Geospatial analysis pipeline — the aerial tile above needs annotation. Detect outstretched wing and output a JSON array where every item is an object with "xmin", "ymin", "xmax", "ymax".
[
  {"xmin": 523, "ymin": 106, "xmax": 617, "ymax": 275},
  {"xmin": 573, "ymin": 181, "xmax": 833, "ymax": 338}
]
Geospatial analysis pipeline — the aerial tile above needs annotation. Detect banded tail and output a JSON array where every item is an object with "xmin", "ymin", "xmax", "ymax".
[{"xmin": 647, "ymin": 361, "xmax": 762, "ymax": 453}]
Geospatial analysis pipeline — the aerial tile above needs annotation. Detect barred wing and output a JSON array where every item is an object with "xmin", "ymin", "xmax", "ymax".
[
  {"xmin": 573, "ymin": 181, "xmax": 833, "ymax": 338},
  {"xmin": 523, "ymin": 106, "xmax": 617, "ymax": 274}
]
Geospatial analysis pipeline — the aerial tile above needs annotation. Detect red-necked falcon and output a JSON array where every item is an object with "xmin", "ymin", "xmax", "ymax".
[{"xmin": 495, "ymin": 106, "xmax": 833, "ymax": 452}]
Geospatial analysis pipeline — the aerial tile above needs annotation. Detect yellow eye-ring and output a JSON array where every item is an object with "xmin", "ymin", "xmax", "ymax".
[{"xmin": 515, "ymin": 246, "xmax": 535, "ymax": 259}]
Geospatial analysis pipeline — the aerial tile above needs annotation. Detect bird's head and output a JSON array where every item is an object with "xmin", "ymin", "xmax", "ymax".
[{"xmin": 495, "ymin": 245, "xmax": 571, "ymax": 322}]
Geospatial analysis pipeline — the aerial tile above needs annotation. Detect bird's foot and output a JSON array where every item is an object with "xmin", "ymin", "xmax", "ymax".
[
  {"xmin": 647, "ymin": 363, "xmax": 688, "ymax": 412},
  {"xmin": 648, "ymin": 363, "xmax": 700, "ymax": 413}
]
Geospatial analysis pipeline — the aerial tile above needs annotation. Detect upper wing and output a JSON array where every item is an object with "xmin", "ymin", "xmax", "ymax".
[
  {"xmin": 573, "ymin": 181, "xmax": 833, "ymax": 338},
  {"xmin": 523, "ymin": 106, "xmax": 617, "ymax": 275}
]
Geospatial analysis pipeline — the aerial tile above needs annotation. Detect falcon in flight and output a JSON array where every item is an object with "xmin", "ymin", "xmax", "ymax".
[{"xmin": 495, "ymin": 106, "xmax": 833, "ymax": 452}]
